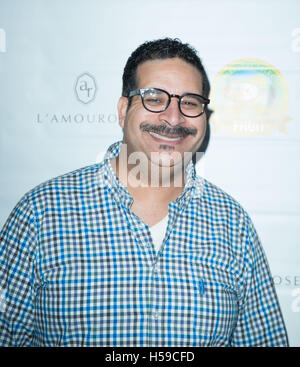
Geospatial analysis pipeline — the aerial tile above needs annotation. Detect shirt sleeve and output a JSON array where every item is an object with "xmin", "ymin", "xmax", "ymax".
[
  {"xmin": 230, "ymin": 217, "xmax": 289, "ymax": 347},
  {"xmin": 0, "ymin": 195, "xmax": 37, "ymax": 346}
]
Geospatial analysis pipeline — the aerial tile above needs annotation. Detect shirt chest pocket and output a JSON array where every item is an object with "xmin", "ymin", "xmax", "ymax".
[{"xmin": 161, "ymin": 255, "xmax": 239, "ymax": 345}]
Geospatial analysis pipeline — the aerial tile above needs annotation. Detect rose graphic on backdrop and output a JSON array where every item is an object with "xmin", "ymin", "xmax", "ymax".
[
  {"xmin": 75, "ymin": 72, "xmax": 97, "ymax": 104},
  {"xmin": 210, "ymin": 58, "xmax": 291, "ymax": 136}
]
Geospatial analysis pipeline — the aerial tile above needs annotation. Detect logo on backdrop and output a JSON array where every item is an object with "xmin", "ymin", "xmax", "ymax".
[
  {"xmin": 36, "ymin": 72, "xmax": 118, "ymax": 124},
  {"xmin": 0, "ymin": 28, "xmax": 6, "ymax": 53},
  {"xmin": 75, "ymin": 72, "xmax": 97, "ymax": 104},
  {"xmin": 273, "ymin": 275, "xmax": 300, "ymax": 313},
  {"xmin": 210, "ymin": 58, "xmax": 290, "ymax": 136}
]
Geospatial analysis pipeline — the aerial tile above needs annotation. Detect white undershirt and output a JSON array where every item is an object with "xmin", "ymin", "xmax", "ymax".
[{"xmin": 149, "ymin": 215, "xmax": 168, "ymax": 253}]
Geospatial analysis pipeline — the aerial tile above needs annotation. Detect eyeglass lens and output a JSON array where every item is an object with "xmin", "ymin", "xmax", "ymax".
[{"xmin": 142, "ymin": 89, "xmax": 205, "ymax": 117}]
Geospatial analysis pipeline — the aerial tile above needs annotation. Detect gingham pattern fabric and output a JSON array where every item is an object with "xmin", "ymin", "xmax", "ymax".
[{"xmin": 0, "ymin": 141, "xmax": 289, "ymax": 347}]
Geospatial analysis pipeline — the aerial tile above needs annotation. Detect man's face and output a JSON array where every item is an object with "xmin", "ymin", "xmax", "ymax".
[{"xmin": 118, "ymin": 57, "xmax": 207, "ymax": 168}]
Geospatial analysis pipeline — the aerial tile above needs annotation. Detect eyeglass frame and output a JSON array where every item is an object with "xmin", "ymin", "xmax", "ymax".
[{"xmin": 128, "ymin": 87, "xmax": 210, "ymax": 118}]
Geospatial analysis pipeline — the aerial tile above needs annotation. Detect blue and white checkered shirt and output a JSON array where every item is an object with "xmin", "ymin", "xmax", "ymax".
[{"xmin": 0, "ymin": 141, "xmax": 289, "ymax": 346}]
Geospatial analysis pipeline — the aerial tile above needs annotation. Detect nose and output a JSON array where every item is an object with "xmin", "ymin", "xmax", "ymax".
[{"xmin": 159, "ymin": 96, "xmax": 185, "ymax": 126}]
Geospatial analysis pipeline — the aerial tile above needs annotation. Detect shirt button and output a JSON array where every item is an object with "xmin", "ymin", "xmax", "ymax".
[{"xmin": 152, "ymin": 312, "xmax": 159, "ymax": 320}]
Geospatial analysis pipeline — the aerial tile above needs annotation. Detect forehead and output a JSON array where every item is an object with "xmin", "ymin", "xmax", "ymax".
[{"xmin": 136, "ymin": 57, "xmax": 203, "ymax": 94}]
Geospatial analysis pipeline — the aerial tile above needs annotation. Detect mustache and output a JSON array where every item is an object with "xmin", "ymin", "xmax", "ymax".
[{"xmin": 140, "ymin": 123, "xmax": 197, "ymax": 137}]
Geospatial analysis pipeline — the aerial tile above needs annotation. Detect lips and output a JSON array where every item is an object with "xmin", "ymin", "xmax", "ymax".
[
  {"xmin": 147, "ymin": 131, "xmax": 185, "ymax": 145},
  {"xmin": 149, "ymin": 131, "xmax": 183, "ymax": 141}
]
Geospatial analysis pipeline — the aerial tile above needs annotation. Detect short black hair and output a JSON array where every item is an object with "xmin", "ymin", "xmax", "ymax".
[{"xmin": 122, "ymin": 37, "xmax": 210, "ymax": 99}]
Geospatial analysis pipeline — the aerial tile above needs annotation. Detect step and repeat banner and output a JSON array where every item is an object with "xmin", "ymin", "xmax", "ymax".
[{"xmin": 0, "ymin": 0, "xmax": 299, "ymax": 346}]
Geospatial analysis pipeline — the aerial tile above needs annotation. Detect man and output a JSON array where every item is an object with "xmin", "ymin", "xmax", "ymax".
[{"xmin": 0, "ymin": 38, "xmax": 289, "ymax": 347}]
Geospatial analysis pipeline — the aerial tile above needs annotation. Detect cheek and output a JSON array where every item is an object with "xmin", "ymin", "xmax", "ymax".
[
  {"xmin": 189, "ymin": 118, "xmax": 206, "ymax": 139},
  {"xmin": 124, "ymin": 108, "xmax": 157, "ymax": 136},
  {"xmin": 197, "ymin": 117, "xmax": 207, "ymax": 138},
  {"xmin": 188, "ymin": 119, "xmax": 207, "ymax": 151},
  {"xmin": 122, "ymin": 112, "xmax": 144, "ymax": 144}
]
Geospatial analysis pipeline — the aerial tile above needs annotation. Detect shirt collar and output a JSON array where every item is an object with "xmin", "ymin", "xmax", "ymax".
[{"xmin": 100, "ymin": 141, "xmax": 204, "ymax": 209}]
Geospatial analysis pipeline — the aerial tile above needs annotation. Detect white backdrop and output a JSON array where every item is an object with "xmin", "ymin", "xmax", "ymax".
[{"xmin": 0, "ymin": 0, "xmax": 299, "ymax": 346}]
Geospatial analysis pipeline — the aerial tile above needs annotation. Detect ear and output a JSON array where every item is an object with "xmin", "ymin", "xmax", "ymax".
[{"xmin": 117, "ymin": 97, "xmax": 129, "ymax": 128}]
